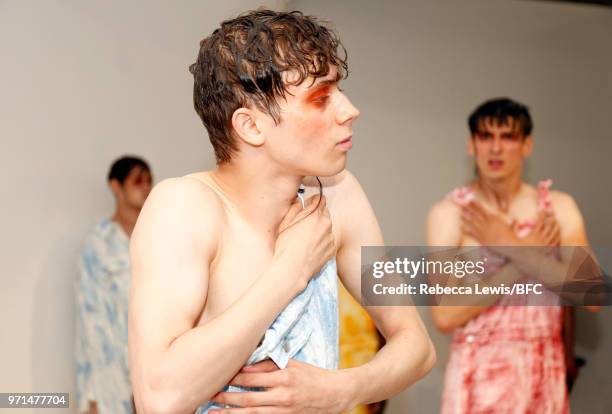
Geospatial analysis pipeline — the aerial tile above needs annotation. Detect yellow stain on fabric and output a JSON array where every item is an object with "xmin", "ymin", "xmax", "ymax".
[{"xmin": 338, "ymin": 281, "xmax": 382, "ymax": 414}]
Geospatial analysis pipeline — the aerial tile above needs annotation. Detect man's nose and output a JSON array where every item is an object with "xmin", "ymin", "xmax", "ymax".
[
  {"xmin": 491, "ymin": 136, "xmax": 503, "ymax": 153},
  {"xmin": 336, "ymin": 95, "xmax": 360, "ymax": 125}
]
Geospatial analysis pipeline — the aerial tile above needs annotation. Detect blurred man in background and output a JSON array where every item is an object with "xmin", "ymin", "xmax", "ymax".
[
  {"xmin": 74, "ymin": 156, "xmax": 152, "ymax": 414},
  {"xmin": 427, "ymin": 98, "xmax": 599, "ymax": 413}
]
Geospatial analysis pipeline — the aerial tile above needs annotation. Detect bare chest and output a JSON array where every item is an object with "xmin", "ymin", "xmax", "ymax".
[{"xmin": 196, "ymin": 216, "xmax": 276, "ymax": 326}]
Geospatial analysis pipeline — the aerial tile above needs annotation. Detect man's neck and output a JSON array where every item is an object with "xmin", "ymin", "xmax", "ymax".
[
  {"xmin": 211, "ymin": 161, "xmax": 303, "ymax": 236},
  {"xmin": 112, "ymin": 205, "xmax": 140, "ymax": 238},
  {"xmin": 476, "ymin": 173, "xmax": 523, "ymax": 213}
]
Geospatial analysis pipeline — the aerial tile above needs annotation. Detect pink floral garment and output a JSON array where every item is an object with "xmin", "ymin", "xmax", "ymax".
[{"xmin": 441, "ymin": 180, "xmax": 568, "ymax": 414}]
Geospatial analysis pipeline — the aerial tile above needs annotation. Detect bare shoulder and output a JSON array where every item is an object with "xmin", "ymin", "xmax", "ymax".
[
  {"xmin": 549, "ymin": 190, "xmax": 584, "ymax": 225},
  {"xmin": 549, "ymin": 190, "xmax": 587, "ymax": 244},
  {"xmin": 429, "ymin": 196, "xmax": 460, "ymax": 217},
  {"xmin": 131, "ymin": 175, "xmax": 224, "ymax": 262},
  {"xmin": 550, "ymin": 190, "xmax": 581, "ymax": 212},
  {"xmin": 428, "ymin": 196, "xmax": 461, "ymax": 227},
  {"xmin": 427, "ymin": 195, "xmax": 462, "ymax": 246}
]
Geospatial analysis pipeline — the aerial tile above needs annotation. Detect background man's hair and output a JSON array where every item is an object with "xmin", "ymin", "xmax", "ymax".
[
  {"xmin": 107, "ymin": 155, "xmax": 150, "ymax": 184},
  {"xmin": 189, "ymin": 9, "xmax": 348, "ymax": 163},
  {"xmin": 468, "ymin": 97, "xmax": 533, "ymax": 137}
]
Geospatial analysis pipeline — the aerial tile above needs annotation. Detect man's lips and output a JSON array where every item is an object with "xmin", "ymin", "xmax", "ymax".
[
  {"xmin": 488, "ymin": 159, "xmax": 504, "ymax": 169},
  {"xmin": 336, "ymin": 136, "xmax": 352, "ymax": 150}
]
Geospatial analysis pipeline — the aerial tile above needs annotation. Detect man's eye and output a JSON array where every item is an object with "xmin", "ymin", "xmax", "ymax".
[{"xmin": 314, "ymin": 96, "xmax": 330, "ymax": 104}]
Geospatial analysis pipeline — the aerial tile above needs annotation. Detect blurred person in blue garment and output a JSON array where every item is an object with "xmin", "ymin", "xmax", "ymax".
[{"xmin": 74, "ymin": 156, "xmax": 152, "ymax": 414}]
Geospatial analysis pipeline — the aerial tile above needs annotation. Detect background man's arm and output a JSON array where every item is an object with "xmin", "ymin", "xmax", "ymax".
[
  {"xmin": 426, "ymin": 199, "xmax": 522, "ymax": 332},
  {"xmin": 552, "ymin": 192, "xmax": 601, "ymax": 311},
  {"xmin": 492, "ymin": 192, "xmax": 603, "ymax": 308},
  {"xmin": 129, "ymin": 178, "xmax": 312, "ymax": 414},
  {"xmin": 333, "ymin": 171, "xmax": 436, "ymax": 408}
]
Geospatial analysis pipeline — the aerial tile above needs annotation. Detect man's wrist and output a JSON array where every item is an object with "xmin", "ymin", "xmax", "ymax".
[
  {"xmin": 267, "ymin": 253, "xmax": 308, "ymax": 296},
  {"xmin": 334, "ymin": 368, "xmax": 363, "ymax": 412},
  {"xmin": 271, "ymin": 253, "xmax": 309, "ymax": 297}
]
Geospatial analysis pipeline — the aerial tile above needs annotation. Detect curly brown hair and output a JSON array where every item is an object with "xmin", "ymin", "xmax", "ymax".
[{"xmin": 189, "ymin": 10, "xmax": 349, "ymax": 164}]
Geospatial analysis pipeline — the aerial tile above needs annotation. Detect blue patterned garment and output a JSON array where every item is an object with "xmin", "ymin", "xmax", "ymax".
[
  {"xmin": 74, "ymin": 218, "xmax": 134, "ymax": 414},
  {"xmin": 197, "ymin": 259, "xmax": 339, "ymax": 413}
]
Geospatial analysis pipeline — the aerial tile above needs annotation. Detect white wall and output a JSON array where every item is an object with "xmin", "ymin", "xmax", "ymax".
[
  {"xmin": 0, "ymin": 1, "xmax": 286, "ymax": 412},
  {"xmin": 288, "ymin": 0, "xmax": 612, "ymax": 413}
]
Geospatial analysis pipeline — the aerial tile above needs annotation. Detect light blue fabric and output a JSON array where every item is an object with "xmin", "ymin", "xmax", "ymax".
[
  {"xmin": 74, "ymin": 218, "xmax": 134, "ymax": 414},
  {"xmin": 197, "ymin": 258, "xmax": 339, "ymax": 413}
]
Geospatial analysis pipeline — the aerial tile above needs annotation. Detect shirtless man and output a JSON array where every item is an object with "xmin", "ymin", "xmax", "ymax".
[
  {"xmin": 129, "ymin": 10, "xmax": 435, "ymax": 414},
  {"xmin": 427, "ymin": 97, "xmax": 599, "ymax": 413}
]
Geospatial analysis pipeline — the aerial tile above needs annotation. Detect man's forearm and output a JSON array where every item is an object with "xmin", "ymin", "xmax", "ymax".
[
  {"xmin": 339, "ymin": 327, "xmax": 435, "ymax": 409},
  {"xmin": 502, "ymin": 247, "xmax": 603, "ymax": 303},
  {"xmin": 431, "ymin": 262, "xmax": 524, "ymax": 332},
  {"xmin": 138, "ymin": 257, "xmax": 304, "ymax": 413}
]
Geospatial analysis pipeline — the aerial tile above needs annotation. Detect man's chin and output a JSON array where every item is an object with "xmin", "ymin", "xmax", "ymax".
[
  {"xmin": 481, "ymin": 169, "xmax": 509, "ymax": 181},
  {"xmin": 312, "ymin": 158, "xmax": 347, "ymax": 178}
]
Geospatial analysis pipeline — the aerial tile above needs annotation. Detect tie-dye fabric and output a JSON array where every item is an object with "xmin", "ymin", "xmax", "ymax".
[
  {"xmin": 74, "ymin": 218, "xmax": 133, "ymax": 414},
  {"xmin": 442, "ymin": 180, "xmax": 568, "ymax": 413},
  {"xmin": 197, "ymin": 259, "xmax": 339, "ymax": 413}
]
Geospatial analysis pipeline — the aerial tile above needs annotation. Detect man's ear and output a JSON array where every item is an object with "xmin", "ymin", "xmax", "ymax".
[
  {"xmin": 522, "ymin": 135, "xmax": 534, "ymax": 158},
  {"xmin": 467, "ymin": 136, "xmax": 475, "ymax": 157},
  {"xmin": 232, "ymin": 108, "xmax": 265, "ymax": 147},
  {"xmin": 109, "ymin": 179, "xmax": 122, "ymax": 198}
]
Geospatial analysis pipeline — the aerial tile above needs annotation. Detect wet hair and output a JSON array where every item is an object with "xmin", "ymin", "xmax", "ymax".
[
  {"xmin": 468, "ymin": 97, "xmax": 533, "ymax": 137},
  {"xmin": 107, "ymin": 156, "xmax": 151, "ymax": 185},
  {"xmin": 189, "ymin": 9, "xmax": 349, "ymax": 163}
]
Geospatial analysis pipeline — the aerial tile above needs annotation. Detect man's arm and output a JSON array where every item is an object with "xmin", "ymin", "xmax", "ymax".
[
  {"xmin": 129, "ymin": 177, "xmax": 328, "ymax": 414},
  {"xmin": 426, "ymin": 199, "xmax": 491, "ymax": 332},
  {"xmin": 555, "ymin": 192, "xmax": 601, "ymax": 312},
  {"xmin": 426, "ymin": 199, "xmax": 526, "ymax": 332},
  {"xmin": 504, "ymin": 191, "xmax": 602, "ymax": 311},
  {"xmin": 333, "ymin": 171, "xmax": 436, "ymax": 408}
]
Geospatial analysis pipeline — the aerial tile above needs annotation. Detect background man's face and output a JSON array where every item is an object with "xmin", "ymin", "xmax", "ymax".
[
  {"xmin": 258, "ymin": 66, "xmax": 360, "ymax": 177},
  {"xmin": 469, "ymin": 117, "xmax": 532, "ymax": 181},
  {"xmin": 112, "ymin": 166, "xmax": 152, "ymax": 210}
]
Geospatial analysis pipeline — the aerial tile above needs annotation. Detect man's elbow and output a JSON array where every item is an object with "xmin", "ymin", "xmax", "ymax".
[
  {"xmin": 418, "ymin": 336, "xmax": 437, "ymax": 378},
  {"xmin": 425, "ymin": 339, "xmax": 437, "ymax": 372},
  {"xmin": 133, "ymin": 385, "xmax": 171, "ymax": 414},
  {"xmin": 431, "ymin": 309, "xmax": 457, "ymax": 334},
  {"xmin": 134, "ymin": 375, "xmax": 191, "ymax": 414}
]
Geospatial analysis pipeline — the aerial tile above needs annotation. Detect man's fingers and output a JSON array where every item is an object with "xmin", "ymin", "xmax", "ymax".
[
  {"xmin": 310, "ymin": 194, "xmax": 326, "ymax": 216},
  {"xmin": 210, "ymin": 388, "xmax": 289, "ymax": 409},
  {"xmin": 278, "ymin": 199, "xmax": 304, "ymax": 229},
  {"xmin": 461, "ymin": 208, "xmax": 483, "ymax": 234},
  {"xmin": 241, "ymin": 360, "xmax": 280, "ymax": 373},
  {"xmin": 549, "ymin": 222, "xmax": 561, "ymax": 245},
  {"xmin": 295, "ymin": 194, "xmax": 325, "ymax": 220},
  {"xmin": 229, "ymin": 371, "xmax": 284, "ymax": 388},
  {"xmin": 464, "ymin": 202, "xmax": 486, "ymax": 224},
  {"xmin": 461, "ymin": 221, "xmax": 477, "ymax": 239},
  {"xmin": 209, "ymin": 406, "xmax": 287, "ymax": 414}
]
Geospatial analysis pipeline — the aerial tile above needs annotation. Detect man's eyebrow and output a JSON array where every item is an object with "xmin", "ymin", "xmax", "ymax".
[{"xmin": 308, "ymin": 73, "xmax": 342, "ymax": 90}]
